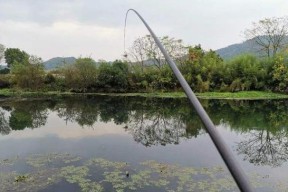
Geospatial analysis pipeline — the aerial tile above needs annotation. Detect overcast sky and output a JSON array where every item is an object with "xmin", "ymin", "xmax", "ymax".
[{"xmin": 0, "ymin": 0, "xmax": 287, "ymax": 61}]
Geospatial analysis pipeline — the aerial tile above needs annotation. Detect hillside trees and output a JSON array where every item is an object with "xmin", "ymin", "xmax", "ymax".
[{"xmin": 244, "ymin": 17, "xmax": 288, "ymax": 58}]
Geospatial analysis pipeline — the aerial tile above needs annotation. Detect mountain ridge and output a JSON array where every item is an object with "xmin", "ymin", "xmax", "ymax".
[
  {"xmin": 216, "ymin": 36, "xmax": 288, "ymax": 59},
  {"xmin": 43, "ymin": 57, "xmax": 76, "ymax": 70}
]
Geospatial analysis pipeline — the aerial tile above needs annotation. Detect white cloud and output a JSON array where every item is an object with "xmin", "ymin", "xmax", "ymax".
[
  {"xmin": 0, "ymin": 20, "xmax": 126, "ymax": 60},
  {"xmin": 0, "ymin": 0, "xmax": 287, "ymax": 60}
]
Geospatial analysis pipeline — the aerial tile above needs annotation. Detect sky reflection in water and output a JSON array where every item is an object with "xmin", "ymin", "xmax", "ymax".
[{"xmin": 1, "ymin": 96, "xmax": 288, "ymax": 191}]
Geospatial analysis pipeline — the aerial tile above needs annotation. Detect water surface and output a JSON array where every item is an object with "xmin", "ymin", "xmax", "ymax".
[{"xmin": 1, "ymin": 96, "xmax": 288, "ymax": 191}]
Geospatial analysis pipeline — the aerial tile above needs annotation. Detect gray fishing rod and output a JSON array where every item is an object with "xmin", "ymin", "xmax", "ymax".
[{"xmin": 124, "ymin": 9, "xmax": 253, "ymax": 192}]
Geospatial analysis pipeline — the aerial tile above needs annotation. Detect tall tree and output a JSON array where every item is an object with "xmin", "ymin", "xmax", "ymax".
[
  {"xmin": 128, "ymin": 35, "xmax": 187, "ymax": 70},
  {"xmin": 62, "ymin": 57, "xmax": 97, "ymax": 91},
  {"xmin": 97, "ymin": 60, "xmax": 129, "ymax": 90},
  {"xmin": 73, "ymin": 57, "xmax": 97, "ymax": 91},
  {"xmin": 244, "ymin": 17, "xmax": 288, "ymax": 58},
  {"xmin": 4, "ymin": 48, "xmax": 29, "ymax": 68},
  {"xmin": 128, "ymin": 37, "xmax": 147, "ymax": 72},
  {"xmin": 0, "ymin": 44, "xmax": 4, "ymax": 63},
  {"xmin": 11, "ymin": 55, "xmax": 45, "ymax": 90}
]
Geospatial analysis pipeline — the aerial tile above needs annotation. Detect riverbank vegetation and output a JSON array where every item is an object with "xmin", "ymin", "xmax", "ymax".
[
  {"xmin": 1, "ymin": 45, "xmax": 288, "ymax": 96},
  {"xmin": 0, "ymin": 17, "xmax": 288, "ymax": 98}
]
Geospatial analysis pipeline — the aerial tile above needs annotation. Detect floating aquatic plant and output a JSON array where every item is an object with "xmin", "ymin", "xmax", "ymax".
[
  {"xmin": 61, "ymin": 165, "xmax": 103, "ymax": 192},
  {"xmin": 0, "ymin": 169, "xmax": 61, "ymax": 192},
  {"xmin": 26, "ymin": 153, "xmax": 81, "ymax": 168},
  {"xmin": 86, "ymin": 158, "xmax": 128, "ymax": 170},
  {"xmin": 14, "ymin": 174, "xmax": 29, "ymax": 182},
  {"xmin": 0, "ymin": 156, "xmax": 18, "ymax": 166},
  {"xmin": 0, "ymin": 153, "xmax": 284, "ymax": 191}
]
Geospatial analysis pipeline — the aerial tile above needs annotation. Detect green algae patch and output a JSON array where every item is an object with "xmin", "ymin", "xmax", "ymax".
[
  {"xmin": 26, "ymin": 153, "xmax": 81, "ymax": 168},
  {"xmin": 140, "ymin": 160, "xmax": 236, "ymax": 192},
  {"xmin": 0, "ymin": 156, "xmax": 19, "ymax": 166},
  {"xmin": 86, "ymin": 158, "xmax": 128, "ymax": 170},
  {"xmin": 61, "ymin": 165, "xmax": 103, "ymax": 192},
  {"xmin": 0, "ymin": 169, "xmax": 62, "ymax": 192},
  {"xmin": 14, "ymin": 175, "xmax": 30, "ymax": 182},
  {"xmin": 0, "ymin": 153, "xmax": 283, "ymax": 191}
]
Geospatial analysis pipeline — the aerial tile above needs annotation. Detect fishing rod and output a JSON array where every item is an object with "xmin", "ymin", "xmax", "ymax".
[{"xmin": 124, "ymin": 9, "xmax": 253, "ymax": 192}]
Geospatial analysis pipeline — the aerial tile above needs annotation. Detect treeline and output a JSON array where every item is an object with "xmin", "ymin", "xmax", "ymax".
[{"xmin": 0, "ymin": 44, "xmax": 288, "ymax": 93}]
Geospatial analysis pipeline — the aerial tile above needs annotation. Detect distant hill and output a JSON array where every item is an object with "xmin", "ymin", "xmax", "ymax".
[
  {"xmin": 216, "ymin": 39, "xmax": 259, "ymax": 60},
  {"xmin": 43, "ymin": 57, "xmax": 76, "ymax": 70},
  {"xmin": 216, "ymin": 36, "xmax": 288, "ymax": 60}
]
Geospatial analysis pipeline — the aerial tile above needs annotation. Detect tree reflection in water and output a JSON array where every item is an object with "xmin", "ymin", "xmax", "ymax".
[
  {"xmin": 221, "ymin": 100, "xmax": 288, "ymax": 167},
  {"xmin": 126, "ymin": 113, "xmax": 187, "ymax": 146},
  {"xmin": 0, "ymin": 110, "xmax": 11, "ymax": 135},
  {"xmin": 0, "ymin": 100, "xmax": 49, "ymax": 132},
  {"xmin": 237, "ymin": 129, "xmax": 288, "ymax": 167},
  {"xmin": 1, "ymin": 97, "xmax": 288, "ymax": 166}
]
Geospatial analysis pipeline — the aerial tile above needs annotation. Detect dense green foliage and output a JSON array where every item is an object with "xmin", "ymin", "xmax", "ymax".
[
  {"xmin": 62, "ymin": 58, "xmax": 97, "ymax": 92},
  {"xmin": 11, "ymin": 55, "xmax": 45, "ymax": 90},
  {"xmin": 97, "ymin": 60, "xmax": 129, "ymax": 91},
  {"xmin": 4, "ymin": 48, "xmax": 29, "ymax": 68}
]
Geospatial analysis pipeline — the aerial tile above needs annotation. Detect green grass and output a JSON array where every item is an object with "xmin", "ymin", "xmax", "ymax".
[
  {"xmin": 0, "ymin": 89, "xmax": 73, "ymax": 98},
  {"xmin": 196, "ymin": 91, "xmax": 288, "ymax": 100},
  {"xmin": 97, "ymin": 92, "xmax": 187, "ymax": 98},
  {"xmin": 0, "ymin": 89, "xmax": 288, "ymax": 100},
  {"xmin": 104, "ymin": 91, "xmax": 288, "ymax": 100}
]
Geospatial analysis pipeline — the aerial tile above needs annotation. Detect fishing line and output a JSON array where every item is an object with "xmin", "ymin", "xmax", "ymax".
[{"xmin": 123, "ymin": 10, "xmax": 129, "ymax": 57}]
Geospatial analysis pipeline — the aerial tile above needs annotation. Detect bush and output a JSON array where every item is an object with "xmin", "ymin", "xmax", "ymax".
[
  {"xmin": 97, "ymin": 60, "xmax": 129, "ymax": 91},
  {"xmin": 11, "ymin": 57, "xmax": 45, "ymax": 90},
  {"xmin": 61, "ymin": 58, "xmax": 97, "ymax": 92},
  {"xmin": 0, "ymin": 74, "xmax": 11, "ymax": 88},
  {"xmin": 0, "ymin": 68, "xmax": 10, "ymax": 74}
]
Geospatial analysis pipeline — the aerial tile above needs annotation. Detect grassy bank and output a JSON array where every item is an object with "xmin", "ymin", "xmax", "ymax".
[
  {"xmin": 196, "ymin": 91, "xmax": 288, "ymax": 100},
  {"xmin": 0, "ymin": 89, "xmax": 288, "ymax": 100},
  {"xmin": 99, "ymin": 91, "xmax": 288, "ymax": 100}
]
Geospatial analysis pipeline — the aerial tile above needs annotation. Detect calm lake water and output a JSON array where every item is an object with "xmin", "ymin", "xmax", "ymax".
[{"xmin": 1, "ymin": 96, "xmax": 288, "ymax": 191}]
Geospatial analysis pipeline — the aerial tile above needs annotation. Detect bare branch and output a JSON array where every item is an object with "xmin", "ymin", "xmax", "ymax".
[
  {"xmin": 244, "ymin": 17, "xmax": 288, "ymax": 57},
  {"xmin": 127, "ymin": 35, "xmax": 187, "ymax": 71}
]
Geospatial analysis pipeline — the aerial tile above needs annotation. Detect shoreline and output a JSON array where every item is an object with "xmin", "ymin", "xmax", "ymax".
[{"xmin": 0, "ymin": 89, "xmax": 288, "ymax": 100}]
